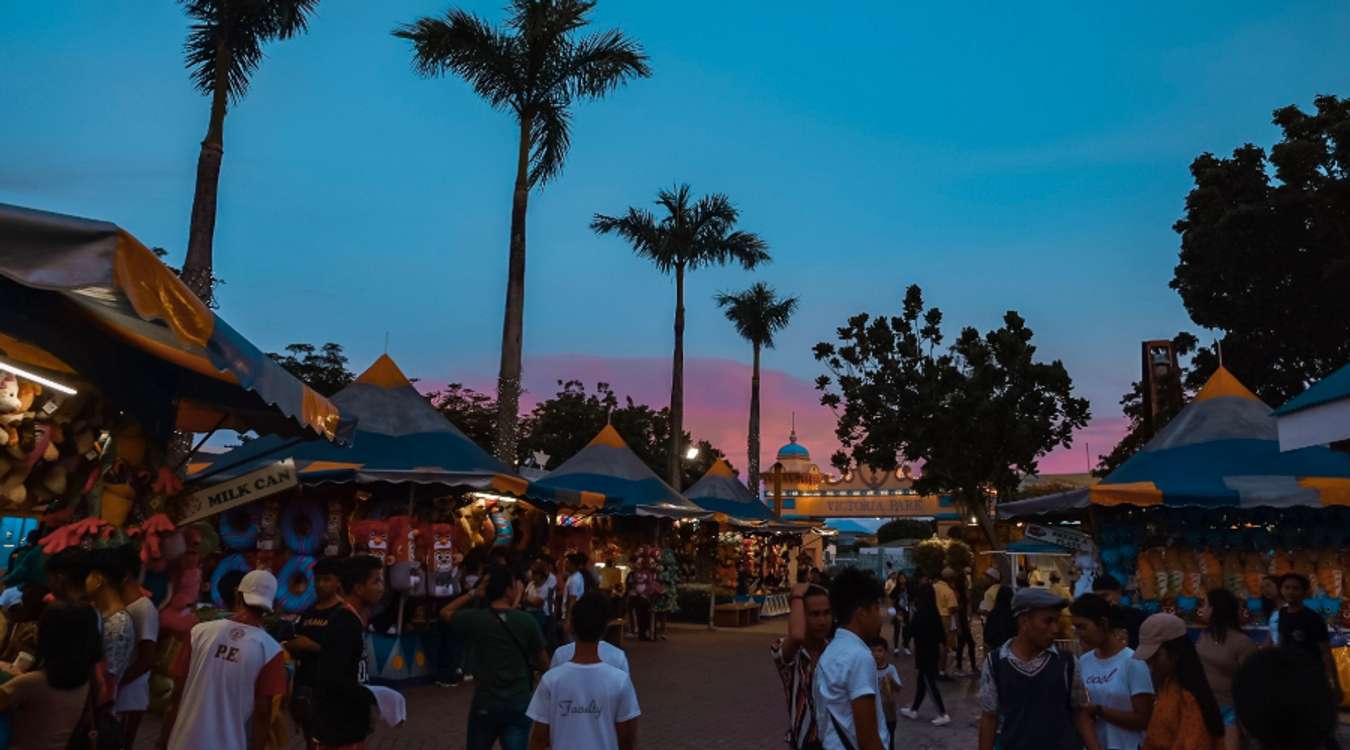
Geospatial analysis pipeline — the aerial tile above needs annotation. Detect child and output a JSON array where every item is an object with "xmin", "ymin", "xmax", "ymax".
[{"xmin": 870, "ymin": 637, "xmax": 903, "ymax": 749}]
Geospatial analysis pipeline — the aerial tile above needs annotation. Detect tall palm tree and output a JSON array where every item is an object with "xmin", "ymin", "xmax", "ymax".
[
  {"xmin": 395, "ymin": 1, "xmax": 650, "ymax": 464},
  {"xmin": 179, "ymin": 0, "xmax": 320, "ymax": 304},
  {"xmin": 592, "ymin": 185, "xmax": 769, "ymax": 488},
  {"xmin": 716, "ymin": 283, "xmax": 798, "ymax": 494}
]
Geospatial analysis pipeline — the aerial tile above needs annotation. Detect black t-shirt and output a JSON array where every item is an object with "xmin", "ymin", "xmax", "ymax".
[
  {"xmin": 1279, "ymin": 605, "xmax": 1330, "ymax": 660},
  {"xmin": 312, "ymin": 607, "xmax": 374, "ymax": 745},
  {"xmin": 295, "ymin": 602, "xmax": 342, "ymax": 688}
]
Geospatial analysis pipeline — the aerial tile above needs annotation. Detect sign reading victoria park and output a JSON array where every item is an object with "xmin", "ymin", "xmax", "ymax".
[
  {"xmin": 175, "ymin": 459, "xmax": 298, "ymax": 524},
  {"xmin": 787, "ymin": 494, "xmax": 947, "ymax": 518}
]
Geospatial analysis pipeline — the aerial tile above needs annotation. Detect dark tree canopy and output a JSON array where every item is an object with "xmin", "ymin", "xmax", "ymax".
[
  {"xmin": 814, "ymin": 285, "xmax": 1090, "ymax": 544},
  {"xmin": 876, "ymin": 519, "xmax": 934, "ymax": 545},
  {"xmin": 522, "ymin": 380, "xmax": 727, "ymax": 487},
  {"xmin": 1171, "ymin": 95, "xmax": 1350, "ymax": 404},
  {"xmin": 425, "ymin": 383, "xmax": 499, "ymax": 454},
  {"xmin": 268, "ymin": 342, "xmax": 354, "ymax": 397}
]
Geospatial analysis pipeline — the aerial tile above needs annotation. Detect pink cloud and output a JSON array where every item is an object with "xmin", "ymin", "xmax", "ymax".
[{"xmin": 418, "ymin": 353, "xmax": 1129, "ymax": 480}]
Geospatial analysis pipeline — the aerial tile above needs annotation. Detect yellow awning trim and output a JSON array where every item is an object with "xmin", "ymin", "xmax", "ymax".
[
  {"xmin": 112, "ymin": 230, "xmax": 213, "ymax": 349},
  {"xmin": 1090, "ymin": 481, "xmax": 1164, "ymax": 507},
  {"xmin": 1299, "ymin": 477, "xmax": 1350, "ymax": 507}
]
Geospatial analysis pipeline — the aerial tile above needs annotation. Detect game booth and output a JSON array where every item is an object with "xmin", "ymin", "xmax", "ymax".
[
  {"xmin": 186, "ymin": 354, "xmax": 584, "ymax": 684},
  {"xmin": 0, "ymin": 203, "xmax": 347, "ymax": 712},
  {"xmin": 1000, "ymin": 367, "xmax": 1350, "ymax": 696}
]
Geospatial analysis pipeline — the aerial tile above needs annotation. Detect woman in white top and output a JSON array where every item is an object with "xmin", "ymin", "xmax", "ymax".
[{"xmin": 1071, "ymin": 594, "xmax": 1155, "ymax": 750}]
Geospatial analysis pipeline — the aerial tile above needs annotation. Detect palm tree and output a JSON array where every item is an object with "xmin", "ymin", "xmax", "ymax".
[
  {"xmin": 179, "ymin": 0, "xmax": 320, "ymax": 304},
  {"xmin": 395, "ymin": 1, "xmax": 650, "ymax": 464},
  {"xmin": 592, "ymin": 185, "xmax": 769, "ymax": 488},
  {"xmin": 716, "ymin": 283, "xmax": 798, "ymax": 494}
]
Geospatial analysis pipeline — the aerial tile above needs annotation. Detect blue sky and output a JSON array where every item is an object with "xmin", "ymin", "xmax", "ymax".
[{"xmin": 3, "ymin": 2, "xmax": 1347, "ymax": 471}]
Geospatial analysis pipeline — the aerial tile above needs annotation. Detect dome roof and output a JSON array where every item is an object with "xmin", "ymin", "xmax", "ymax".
[{"xmin": 777, "ymin": 432, "xmax": 810, "ymax": 460}]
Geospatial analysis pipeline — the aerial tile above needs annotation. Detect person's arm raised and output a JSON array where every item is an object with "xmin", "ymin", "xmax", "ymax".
[{"xmin": 781, "ymin": 582, "xmax": 811, "ymax": 661}]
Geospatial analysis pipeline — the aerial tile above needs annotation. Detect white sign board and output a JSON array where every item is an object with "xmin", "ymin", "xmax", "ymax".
[
  {"xmin": 176, "ymin": 459, "xmax": 297, "ymax": 524},
  {"xmin": 1023, "ymin": 523, "xmax": 1093, "ymax": 553}
]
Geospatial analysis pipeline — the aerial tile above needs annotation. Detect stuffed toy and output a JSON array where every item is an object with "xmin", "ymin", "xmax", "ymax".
[
  {"xmin": 424, "ymin": 523, "xmax": 458, "ymax": 597},
  {"xmin": 1222, "ymin": 550, "xmax": 1245, "ymax": 597},
  {"xmin": 1137, "ymin": 548, "xmax": 1161, "ymax": 601},
  {"xmin": 1318, "ymin": 549, "xmax": 1343, "ymax": 600},
  {"xmin": 1179, "ymin": 548, "xmax": 1201, "ymax": 598},
  {"xmin": 0, "ymin": 454, "xmax": 29, "ymax": 508},
  {"xmin": 159, "ymin": 525, "xmax": 205, "ymax": 637},
  {"xmin": 324, "ymin": 500, "xmax": 345, "ymax": 557},
  {"xmin": 1295, "ymin": 550, "xmax": 1320, "ymax": 596},
  {"xmin": 348, "ymin": 519, "xmax": 390, "ymax": 564},
  {"xmin": 0, "ymin": 373, "xmax": 30, "ymax": 449},
  {"xmin": 386, "ymin": 515, "xmax": 421, "ymax": 592},
  {"xmin": 39, "ymin": 517, "xmax": 114, "ymax": 553},
  {"xmin": 1199, "ymin": 549, "xmax": 1223, "ymax": 593},
  {"xmin": 1244, "ymin": 552, "xmax": 1268, "ymax": 598},
  {"xmin": 257, "ymin": 498, "xmax": 281, "ymax": 552},
  {"xmin": 489, "ymin": 505, "xmax": 513, "ymax": 547},
  {"xmin": 129, "ymin": 514, "xmax": 179, "ymax": 570},
  {"xmin": 1272, "ymin": 549, "xmax": 1294, "ymax": 579}
]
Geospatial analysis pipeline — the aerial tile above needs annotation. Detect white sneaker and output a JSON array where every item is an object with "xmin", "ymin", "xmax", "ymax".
[
  {"xmin": 903, "ymin": 647, "xmax": 912, "ymax": 656},
  {"xmin": 899, "ymin": 708, "xmax": 919, "ymax": 721},
  {"xmin": 931, "ymin": 714, "xmax": 951, "ymax": 727},
  {"xmin": 892, "ymin": 648, "xmax": 901, "ymax": 656}
]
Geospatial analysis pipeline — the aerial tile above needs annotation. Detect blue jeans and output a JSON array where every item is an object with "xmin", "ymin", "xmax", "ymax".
[{"xmin": 466, "ymin": 706, "xmax": 530, "ymax": 750}]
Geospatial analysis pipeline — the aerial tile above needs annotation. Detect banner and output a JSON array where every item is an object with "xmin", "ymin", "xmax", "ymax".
[
  {"xmin": 176, "ymin": 459, "xmax": 297, "ymax": 524},
  {"xmin": 1023, "ymin": 523, "xmax": 1093, "ymax": 553}
]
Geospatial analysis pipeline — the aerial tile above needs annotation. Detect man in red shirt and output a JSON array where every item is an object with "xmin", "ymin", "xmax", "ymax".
[{"xmin": 160, "ymin": 570, "xmax": 287, "ymax": 750}]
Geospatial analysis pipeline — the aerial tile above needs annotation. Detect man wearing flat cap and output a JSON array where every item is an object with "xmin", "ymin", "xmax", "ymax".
[{"xmin": 977, "ymin": 588, "xmax": 1103, "ymax": 750}]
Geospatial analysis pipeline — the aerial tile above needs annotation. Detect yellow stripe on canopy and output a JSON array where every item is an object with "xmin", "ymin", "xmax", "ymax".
[
  {"xmin": 490, "ymin": 474, "xmax": 530, "ymax": 496},
  {"xmin": 1090, "ymin": 481, "xmax": 1164, "ymax": 507},
  {"xmin": 299, "ymin": 461, "xmax": 364, "ymax": 474},
  {"xmin": 112, "ymin": 230, "xmax": 213, "ymax": 349},
  {"xmin": 1299, "ymin": 477, "xmax": 1350, "ymax": 507},
  {"xmin": 1194, "ymin": 366, "xmax": 1262, "ymax": 403}
]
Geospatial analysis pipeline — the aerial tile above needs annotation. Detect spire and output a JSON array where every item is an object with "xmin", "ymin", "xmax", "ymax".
[{"xmin": 789, "ymin": 411, "xmax": 797, "ymax": 443}]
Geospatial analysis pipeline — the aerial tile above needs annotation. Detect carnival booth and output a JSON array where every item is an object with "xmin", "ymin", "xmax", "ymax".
[
  {"xmin": 187, "ymin": 354, "xmax": 570, "ymax": 683},
  {"xmin": 530, "ymin": 425, "xmax": 706, "ymax": 637},
  {"xmin": 684, "ymin": 459, "xmax": 813, "ymax": 620},
  {"xmin": 0, "ymin": 202, "xmax": 347, "ymax": 714},
  {"xmin": 1275, "ymin": 361, "xmax": 1350, "ymax": 452},
  {"xmin": 1001, "ymin": 368, "xmax": 1350, "ymax": 648}
]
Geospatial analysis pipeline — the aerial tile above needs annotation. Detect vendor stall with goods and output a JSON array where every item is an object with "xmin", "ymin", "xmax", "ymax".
[{"xmin": 1001, "ymin": 368, "xmax": 1350, "ymax": 680}]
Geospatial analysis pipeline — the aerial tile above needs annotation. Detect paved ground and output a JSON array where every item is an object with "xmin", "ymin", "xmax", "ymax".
[{"xmin": 137, "ymin": 619, "xmax": 1350, "ymax": 749}]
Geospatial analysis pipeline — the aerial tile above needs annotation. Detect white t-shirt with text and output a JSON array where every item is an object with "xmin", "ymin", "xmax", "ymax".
[
  {"xmin": 115, "ymin": 596, "xmax": 161, "ymax": 712},
  {"xmin": 1079, "ymin": 646, "xmax": 1155, "ymax": 750},
  {"xmin": 166, "ymin": 618, "xmax": 286, "ymax": 750},
  {"xmin": 550, "ymin": 641, "xmax": 630, "ymax": 673},
  {"xmin": 526, "ymin": 661, "xmax": 640, "ymax": 750},
  {"xmin": 813, "ymin": 628, "xmax": 890, "ymax": 750}
]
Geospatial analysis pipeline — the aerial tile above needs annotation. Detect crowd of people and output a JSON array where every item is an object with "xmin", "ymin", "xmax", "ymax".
[
  {"xmin": 774, "ymin": 566, "xmax": 1346, "ymax": 750},
  {"xmin": 0, "ymin": 543, "xmax": 649, "ymax": 750}
]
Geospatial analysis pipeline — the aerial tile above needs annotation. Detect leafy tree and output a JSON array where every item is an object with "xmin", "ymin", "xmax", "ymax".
[
  {"xmin": 394, "ymin": 1, "xmax": 650, "ymax": 465},
  {"xmin": 522, "ymin": 380, "xmax": 727, "ymax": 487},
  {"xmin": 267, "ymin": 342, "xmax": 354, "ymax": 397},
  {"xmin": 814, "ymin": 285, "xmax": 1091, "ymax": 546},
  {"xmin": 875, "ymin": 519, "xmax": 933, "ymax": 545},
  {"xmin": 715, "ymin": 283, "xmax": 797, "ymax": 494},
  {"xmin": 1171, "ymin": 95, "xmax": 1350, "ymax": 404},
  {"xmin": 179, "ymin": 0, "xmax": 320, "ymax": 305},
  {"xmin": 425, "ymin": 383, "xmax": 499, "ymax": 454},
  {"xmin": 592, "ymin": 185, "xmax": 769, "ymax": 488}
]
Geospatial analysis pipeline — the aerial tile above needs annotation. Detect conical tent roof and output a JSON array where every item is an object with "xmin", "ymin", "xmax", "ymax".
[
  {"xmin": 190, "ymin": 355, "xmax": 528, "ymax": 495},
  {"xmin": 530, "ymin": 425, "xmax": 706, "ymax": 517},
  {"xmin": 685, "ymin": 459, "xmax": 777, "ymax": 522},
  {"xmin": 1000, "ymin": 367, "xmax": 1350, "ymax": 517}
]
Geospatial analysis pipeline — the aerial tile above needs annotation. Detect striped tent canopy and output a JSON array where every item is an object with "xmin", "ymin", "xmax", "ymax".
[
  {"xmin": 685, "ymin": 459, "xmax": 778, "ymax": 524},
  {"xmin": 1275, "ymin": 361, "xmax": 1350, "ymax": 451},
  {"xmin": 189, "ymin": 355, "xmax": 536, "ymax": 497},
  {"xmin": 0, "ymin": 203, "xmax": 343, "ymax": 442},
  {"xmin": 1000, "ymin": 367, "xmax": 1350, "ymax": 518},
  {"xmin": 530, "ymin": 425, "xmax": 706, "ymax": 518}
]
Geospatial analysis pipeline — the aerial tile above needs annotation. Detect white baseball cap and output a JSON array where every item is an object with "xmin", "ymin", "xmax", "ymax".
[{"xmin": 238, "ymin": 569, "xmax": 278, "ymax": 612}]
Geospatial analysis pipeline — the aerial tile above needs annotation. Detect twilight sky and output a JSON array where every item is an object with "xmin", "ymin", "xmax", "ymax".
[{"xmin": 3, "ymin": 2, "xmax": 1347, "ymax": 476}]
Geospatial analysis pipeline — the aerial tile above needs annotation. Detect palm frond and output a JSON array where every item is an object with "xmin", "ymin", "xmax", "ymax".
[
  {"xmin": 562, "ymin": 28, "xmax": 651, "ymax": 100},
  {"xmin": 393, "ymin": 11, "xmax": 522, "ymax": 110},
  {"xmin": 590, "ymin": 209, "xmax": 676, "ymax": 272},
  {"xmin": 179, "ymin": 0, "xmax": 319, "ymax": 102},
  {"xmin": 716, "ymin": 282, "xmax": 798, "ymax": 348},
  {"xmin": 528, "ymin": 98, "xmax": 572, "ymax": 186}
]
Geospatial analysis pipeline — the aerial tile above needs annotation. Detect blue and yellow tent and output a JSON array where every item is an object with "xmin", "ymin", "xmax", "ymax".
[
  {"xmin": 685, "ymin": 458, "xmax": 778, "ymax": 525},
  {"xmin": 1000, "ymin": 367, "xmax": 1350, "ymax": 518},
  {"xmin": 0, "ymin": 203, "xmax": 342, "ymax": 442},
  {"xmin": 1275, "ymin": 361, "xmax": 1350, "ymax": 452},
  {"xmin": 190, "ymin": 355, "xmax": 529, "ymax": 495},
  {"xmin": 530, "ymin": 425, "xmax": 706, "ymax": 518}
]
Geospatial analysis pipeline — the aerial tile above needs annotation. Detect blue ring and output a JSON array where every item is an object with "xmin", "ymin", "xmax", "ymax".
[
  {"xmin": 275, "ymin": 555, "xmax": 317, "ymax": 614},
  {"xmin": 210, "ymin": 553, "xmax": 253, "ymax": 608},
  {"xmin": 280, "ymin": 498, "xmax": 325, "ymax": 555},
  {"xmin": 220, "ymin": 506, "xmax": 260, "ymax": 551}
]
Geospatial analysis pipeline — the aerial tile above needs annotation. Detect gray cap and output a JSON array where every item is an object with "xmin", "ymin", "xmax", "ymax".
[{"xmin": 1011, "ymin": 587, "xmax": 1068, "ymax": 616}]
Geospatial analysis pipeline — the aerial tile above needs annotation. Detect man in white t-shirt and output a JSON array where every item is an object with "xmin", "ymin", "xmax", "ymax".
[
  {"xmin": 550, "ymin": 632, "xmax": 629, "ymax": 673},
  {"xmin": 813, "ymin": 568, "xmax": 890, "ymax": 750},
  {"xmin": 563, "ymin": 554, "xmax": 589, "ymax": 618},
  {"xmin": 528, "ymin": 592, "xmax": 639, "ymax": 750},
  {"xmin": 114, "ymin": 546, "xmax": 160, "ymax": 747},
  {"xmin": 161, "ymin": 570, "xmax": 287, "ymax": 750}
]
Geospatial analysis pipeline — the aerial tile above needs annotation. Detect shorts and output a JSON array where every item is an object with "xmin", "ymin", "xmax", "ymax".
[{"xmin": 1220, "ymin": 704, "xmax": 1238, "ymax": 727}]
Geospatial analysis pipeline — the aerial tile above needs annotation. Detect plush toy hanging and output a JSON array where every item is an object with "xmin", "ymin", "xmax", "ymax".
[
  {"xmin": 1244, "ymin": 552, "xmax": 1267, "ymax": 598},
  {"xmin": 489, "ymin": 505, "xmax": 513, "ymax": 547},
  {"xmin": 386, "ymin": 515, "xmax": 421, "ymax": 592},
  {"xmin": 324, "ymin": 499, "xmax": 344, "ymax": 557},
  {"xmin": 1199, "ymin": 549, "xmax": 1223, "ymax": 593},
  {"xmin": 348, "ymin": 518, "xmax": 391, "ymax": 564},
  {"xmin": 424, "ymin": 523, "xmax": 457, "ymax": 597}
]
